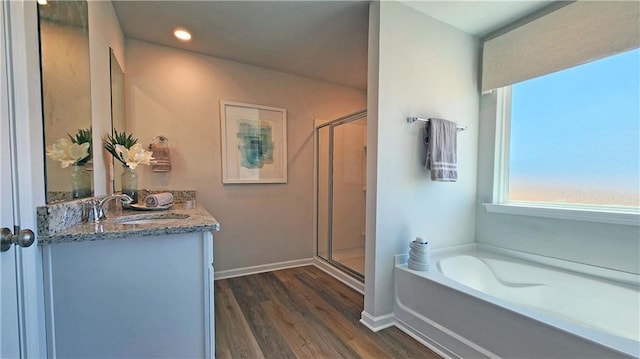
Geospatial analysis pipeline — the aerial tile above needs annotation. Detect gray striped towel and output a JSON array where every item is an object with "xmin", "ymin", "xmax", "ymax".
[{"xmin": 424, "ymin": 118, "xmax": 458, "ymax": 182}]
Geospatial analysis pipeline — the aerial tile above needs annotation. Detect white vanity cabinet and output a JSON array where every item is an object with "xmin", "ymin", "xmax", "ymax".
[{"xmin": 42, "ymin": 231, "xmax": 214, "ymax": 358}]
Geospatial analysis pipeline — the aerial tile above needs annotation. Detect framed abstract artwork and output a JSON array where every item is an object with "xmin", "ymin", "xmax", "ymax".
[{"xmin": 220, "ymin": 101, "xmax": 287, "ymax": 183}]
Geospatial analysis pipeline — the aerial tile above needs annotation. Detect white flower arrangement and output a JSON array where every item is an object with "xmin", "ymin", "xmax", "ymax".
[
  {"xmin": 104, "ymin": 130, "xmax": 154, "ymax": 170},
  {"xmin": 115, "ymin": 143, "xmax": 154, "ymax": 170},
  {"xmin": 46, "ymin": 128, "xmax": 92, "ymax": 168}
]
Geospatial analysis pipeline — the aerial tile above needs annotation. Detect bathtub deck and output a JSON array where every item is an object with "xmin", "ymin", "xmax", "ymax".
[{"xmin": 215, "ymin": 265, "xmax": 441, "ymax": 359}]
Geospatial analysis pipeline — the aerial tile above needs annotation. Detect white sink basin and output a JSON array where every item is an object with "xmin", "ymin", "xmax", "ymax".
[{"xmin": 113, "ymin": 213, "xmax": 190, "ymax": 225}]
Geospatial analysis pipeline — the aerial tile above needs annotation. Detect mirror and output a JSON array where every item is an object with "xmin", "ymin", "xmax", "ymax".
[
  {"xmin": 38, "ymin": 0, "xmax": 93, "ymax": 203},
  {"xmin": 109, "ymin": 48, "xmax": 126, "ymax": 194}
]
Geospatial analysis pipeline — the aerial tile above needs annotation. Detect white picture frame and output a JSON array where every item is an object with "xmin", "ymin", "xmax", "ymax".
[{"xmin": 220, "ymin": 101, "xmax": 288, "ymax": 184}]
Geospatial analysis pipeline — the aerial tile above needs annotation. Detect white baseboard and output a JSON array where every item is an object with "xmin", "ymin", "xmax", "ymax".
[
  {"xmin": 312, "ymin": 257, "xmax": 364, "ymax": 294},
  {"xmin": 214, "ymin": 258, "xmax": 313, "ymax": 280},
  {"xmin": 359, "ymin": 311, "xmax": 395, "ymax": 332}
]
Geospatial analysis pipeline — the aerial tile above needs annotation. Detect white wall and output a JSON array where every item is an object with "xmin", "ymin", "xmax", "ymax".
[
  {"xmin": 364, "ymin": 1, "xmax": 479, "ymax": 320},
  {"xmin": 476, "ymin": 91, "xmax": 640, "ymax": 274},
  {"xmin": 88, "ymin": 0, "xmax": 125, "ymax": 196},
  {"xmin": 124, "ymin": 39, "xmax": 366, "ymax": 272}
]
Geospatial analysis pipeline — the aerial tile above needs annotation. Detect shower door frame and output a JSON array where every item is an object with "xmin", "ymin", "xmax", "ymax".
[{"xmin": 314, "ymin": 110, "xmax": 366, "ymax": 281}]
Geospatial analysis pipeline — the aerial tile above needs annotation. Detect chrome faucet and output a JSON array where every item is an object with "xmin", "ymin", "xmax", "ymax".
[{"xmin": 84, "ymin": 194, "xmax": 133, "ymax": 223}]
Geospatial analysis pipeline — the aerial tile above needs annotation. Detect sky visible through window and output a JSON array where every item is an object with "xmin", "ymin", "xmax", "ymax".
[{"xmin": 509, "ymin": 48, "xmax": 639, "ymax": 208}]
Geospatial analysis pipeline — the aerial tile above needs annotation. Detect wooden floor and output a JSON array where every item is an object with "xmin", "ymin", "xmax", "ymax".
[{"xmin": 215, "ymin": 265, "xmax": 441, "ymax": 359}]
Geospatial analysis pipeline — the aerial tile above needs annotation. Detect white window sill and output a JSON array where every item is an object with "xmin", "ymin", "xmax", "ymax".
[{"xmin": 483, "ymin": 203, "xmax": 640, "ymax": 226}]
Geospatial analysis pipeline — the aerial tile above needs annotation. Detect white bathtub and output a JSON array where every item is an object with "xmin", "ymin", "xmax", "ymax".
[{"xmin": 394, "ymin": 245, "xmax": 640, "ymax": 359}]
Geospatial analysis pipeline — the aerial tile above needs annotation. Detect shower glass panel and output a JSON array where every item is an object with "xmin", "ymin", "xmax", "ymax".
[
  {"xmin": 315, "ymin": 111, "xmax": 366, "ymax": 280},
  {"xmin": 317, "ymin": 126, "xmax": 330, "ymax": 261}
]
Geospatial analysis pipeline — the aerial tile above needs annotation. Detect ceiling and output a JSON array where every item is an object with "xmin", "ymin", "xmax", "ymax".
[
  {"xmin": 113, "ymin": 1, "xmax": 553, "ymax": 90},
  {"xmin": 401, "ymin": 1, "xmax": 553, "ymax": 38}
]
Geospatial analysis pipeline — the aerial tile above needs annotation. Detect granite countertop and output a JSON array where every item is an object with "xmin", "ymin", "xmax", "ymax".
[{"xmin": 38, "ymin": 202, "xmax": 220, "ymax": 245}]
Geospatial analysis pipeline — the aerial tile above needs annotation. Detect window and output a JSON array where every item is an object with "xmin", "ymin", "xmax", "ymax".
[
  {"xmin": 507, "ymin": 48, "xmax": 639, "ymax": 209},
  {"xmin": 486, "ymin": 49, "xmax": 639, "ymax": 225}
]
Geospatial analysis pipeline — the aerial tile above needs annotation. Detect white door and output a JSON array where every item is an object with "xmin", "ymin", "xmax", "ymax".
[
  {"xmin": 1, "ymin": 45, "xmax": 20, "ymax": 358},
  {"xmin": 1, "ymin": 2, "xmax": 22, "ymax": 356},
  {"xmin": 1, "ymin": 1, "xmax": 46, "ymax": 357}
]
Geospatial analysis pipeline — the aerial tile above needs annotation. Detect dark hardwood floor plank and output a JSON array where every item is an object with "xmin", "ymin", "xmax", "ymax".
[
  {"xmin": 315, "ymin": 270, "xmax": 365, "ymax": 305},
  {"xmin": 215, "ymin": 288, "xmax": 265, "ymax": 359},
  {"xmin": 378, "ymin": 327, "xmax": 443, "ymax": 359},
  {"xmin": 274, "ymin": 269, "xmax": 359, "ymax": 340},
  {"xmin": 244, "ymin": 272, "xmax": 270, "ymax": 301},
  {"xmin": 284, "ymin": 268, "xmax": 439, "ymax": 359},
  {"xmin": 348, "ymin": 337, "xmax": 399, "ymax": 359},
  {"xmin": 262, "ymin": 299, "xmax": 331, "ymax": 358},
  {"xmin": 276, "ymin": 269, "xmax": 393, "ymax": 358},
  {"xmin": 214, "ymin": 348, "xmax": 233, "ymax": 359},
  {"xmin": 293, "ymin": 270, "xmax": 363, "ymax": 321},
  {"xmin": 263, "ymin": 271, "xmax": 360, "ymax": 359},
  {"xmin": 214, "ymin": 312, "xmax": 233, "ymax": 359},
  {"xmin": 259, "ymin": 271, "xmax": 310, "ymax": 313},
  {"xmin": 214, "ymin": 277, "xmax": 230, "ymax": 291},
  {"xmin": 215, "ymin": 265, "xmax": 442, "ymax": 359},
  {"xmin": 227, "ymin": 276, "xmax": 297, "ymax": 359}
]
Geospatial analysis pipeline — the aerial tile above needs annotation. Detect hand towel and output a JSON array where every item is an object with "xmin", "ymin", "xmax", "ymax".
[
  {"xmin": 144, "ymin": 192, "xmax": 174, "ymax": 207},
  {"xmin": 149, "ymin": 136, "xmax": 171, "ymax": 172},
  {"xmin": 424, "ymin": 118, "xmax": 458, "ymax": 182}
]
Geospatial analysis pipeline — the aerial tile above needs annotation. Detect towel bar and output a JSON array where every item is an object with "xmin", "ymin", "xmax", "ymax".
[{"xmin": 407, "ymin": 117, "xmax": 467, "ymax": 131}]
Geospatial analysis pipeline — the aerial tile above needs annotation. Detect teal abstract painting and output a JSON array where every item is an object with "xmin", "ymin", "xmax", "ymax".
[
  {"xmin": 221, "ymin": 101, "xmax": 287, "ymax": 183},
  {"xmin": 236, "ymin": 120, "xmax": 275, "ymax": 169}
]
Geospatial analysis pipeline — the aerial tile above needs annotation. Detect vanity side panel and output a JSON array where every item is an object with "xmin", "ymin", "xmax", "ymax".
[{"xmin": 204, "ymin": 231, "xmax": 214, "ymax": 359}]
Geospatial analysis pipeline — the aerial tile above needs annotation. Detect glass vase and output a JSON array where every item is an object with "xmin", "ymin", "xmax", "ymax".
[
  {"xmin": 71, "ymin": 164, "xmax": 92, "ymax": 199},
  {"xmin": 121, "ymin": 166, "xmax": 138, "ymax": 204}
]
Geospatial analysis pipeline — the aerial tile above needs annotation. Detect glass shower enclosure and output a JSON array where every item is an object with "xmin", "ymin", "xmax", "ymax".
[{"xmin": 316, "ymin": 111, "xmax": 367, "ymax": 280}]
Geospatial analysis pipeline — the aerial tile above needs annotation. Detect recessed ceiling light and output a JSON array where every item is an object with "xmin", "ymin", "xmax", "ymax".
[
  {"xmin": 174, "ymin": 29, "xmax": 192, "ymax": 41},
  {"xmin": 37, "ymin": 0, "xmax": 48, "ymax": 5}
]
